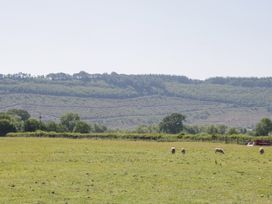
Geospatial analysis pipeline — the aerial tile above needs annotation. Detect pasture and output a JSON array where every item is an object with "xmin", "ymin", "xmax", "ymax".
[{"xmin": 0, "ymin": 138, "xmax": 271, "ymax": 203}]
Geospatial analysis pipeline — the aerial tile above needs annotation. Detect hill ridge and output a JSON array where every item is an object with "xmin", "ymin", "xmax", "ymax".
[{"xmin": 0, "ymin": 72, "xmax": 272, "ymax": 129}]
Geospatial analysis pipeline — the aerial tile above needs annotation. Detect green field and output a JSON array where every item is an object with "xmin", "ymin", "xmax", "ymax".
[{"xmin": 0, "ymin": 138, "xmax": 271, "ymax": 203}]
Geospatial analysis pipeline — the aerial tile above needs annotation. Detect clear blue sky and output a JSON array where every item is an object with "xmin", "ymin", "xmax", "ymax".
[{"xmin": 0, "ymin": 0, "xmax": 272, "ymax": 79}]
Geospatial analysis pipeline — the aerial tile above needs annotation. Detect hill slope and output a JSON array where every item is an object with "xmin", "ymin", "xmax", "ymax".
[{"xmin": 0, "ymin": 72, "xmax": 272, "ymax": 129}]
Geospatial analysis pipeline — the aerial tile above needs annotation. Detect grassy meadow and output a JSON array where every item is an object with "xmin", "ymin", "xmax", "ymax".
[{"xmin": 0, "ymin": 137, "xmax": 271, "ymax": 203}]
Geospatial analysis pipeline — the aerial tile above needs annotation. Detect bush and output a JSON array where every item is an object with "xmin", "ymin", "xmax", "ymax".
[
  {"xmin": 44, "ymin": 121, "xmax": 60, "ymax": 132},
  {"xmin": 24, "ymin": 118, "xmax": 41, "ymax": 132},
  {"xmin": 0, "ymin": 119, "xmax": 16, "ymax": 136},
  {"xmin": 73, "ymin": 121, "xmax": 91, "ymax": 133}
]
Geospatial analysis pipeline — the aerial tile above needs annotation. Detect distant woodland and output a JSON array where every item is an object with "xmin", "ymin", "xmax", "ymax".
[{"xmin": 1, "ymin": 72, "xmax": 272, "ymax": 129}]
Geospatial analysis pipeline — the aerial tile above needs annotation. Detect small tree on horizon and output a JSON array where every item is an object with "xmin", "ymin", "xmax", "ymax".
[
  {"xmin": 73, "ymin": 121, "xmax": 91, "ymax": 133},
  {"xmin": 60, "ymin": 113, "xmax": 80, "ymax": 132},
  {"xmin": 159, "ymin": 113, "xmax": 186, "ymax": 134},
  {"xmin": 255, "ymin": 118, "xmax": 272, "ymax": 136}
]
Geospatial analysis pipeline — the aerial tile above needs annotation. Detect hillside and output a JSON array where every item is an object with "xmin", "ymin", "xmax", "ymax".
[{"xmin": 0, "ymin": 72, "xmax": 272, "ymax": 129}]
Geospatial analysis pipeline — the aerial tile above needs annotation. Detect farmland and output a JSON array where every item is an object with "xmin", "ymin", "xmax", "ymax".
[
  {"xmin": 2, "ymin": 73, "xmax": 272, "ymax": 129},
  {"xmin": 0, "ymin": 137, "xmax": 271, "ymax": 203}
]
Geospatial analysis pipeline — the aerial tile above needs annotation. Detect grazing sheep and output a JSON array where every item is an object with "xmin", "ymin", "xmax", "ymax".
[
  {"xmin": 181, "ymin": 148, "xmax": 186, "ymax": 154},
  {"xmin": 171, "ymin": 146, "xmax": 176, "ymax": 154},
  {"xmin": 215, "ymin": 148, "xmax": 225, "ymax": 154},
  {"xmin": 259, "ymin": 147, "xmax": 264, "ymax": 155},
  {"xmin": 247, "ymin": 141, "xmax": 255, "ymax": 147}
]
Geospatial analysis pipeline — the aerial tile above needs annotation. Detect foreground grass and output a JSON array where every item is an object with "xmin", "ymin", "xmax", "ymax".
[{"xmin": 0, "ymin": 138, "xmax": 271, "ymax": 203}]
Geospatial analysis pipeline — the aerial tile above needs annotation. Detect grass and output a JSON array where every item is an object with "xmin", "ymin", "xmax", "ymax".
[{"xmin": 0, "ymin": 137, "xmax": 271, "ymax": 203}]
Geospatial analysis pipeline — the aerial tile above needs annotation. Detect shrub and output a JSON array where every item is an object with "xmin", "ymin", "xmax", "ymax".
[{"xmin": 0, "ymin": 119, "xmax": 16, "ymax": 136}]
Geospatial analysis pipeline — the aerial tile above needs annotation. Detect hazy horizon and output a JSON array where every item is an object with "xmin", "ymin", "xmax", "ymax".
[
  {"xmin": 1, "ymin": 0, "xmax": 272, "ymax": 80},
  {"xmin": 2, "ymin": 70, "xmax": 272, "ymax": 81}
]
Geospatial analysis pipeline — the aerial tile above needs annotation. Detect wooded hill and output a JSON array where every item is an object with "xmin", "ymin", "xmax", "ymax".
[{"xmin": 1, "ymin": 72, "xmax": 272, "ymax": 129}]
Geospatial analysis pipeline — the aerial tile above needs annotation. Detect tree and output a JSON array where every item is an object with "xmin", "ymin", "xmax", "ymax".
[
  {"xmin": 7, "ymin": 109, "xmax": 30, "ymax": 121},
  {"xmin": 93, "ymin": 123, "xmax": 107, "ymax": 133},
  {"xmin": 228, "ymin": 128, "xmax": 238, "ymax": 135},
  {"xmin": 206, "ymin": 125, "xmax": 218, "ymax": 135},
  {"xmin": 217, "ymin": 125, "xmax": 228, "ymax": 134},
  {"xmin": 159, "ymin": 113, "xmax": 186, "ymax": 134},
  {"xmin": 0, "ymin": 113, "xmax": 15, "ymax": 122},
  {"xmin": 24, "ymin": 118, "xmax": 40, "ymax": 132},
  {"xmin": 44, "ymin": 121, "xmax": 59, "ymax": 132},
  {"xmin": 184, "ymin": 125, "xmax": 200, "ymax": 134},
  {"xmin": 73, "ymin": 121, "xmax": 91, "ymax": 133},
  {"xmin": 255, "ymin": 118, "xmax": 272, "ymax": 136},
  {"xmin": 0, "ymin": 119, "xmax": 16, "ymax": 136},
  {"xmin": 60, "ymin": 113, "xmax": 80, "ymax": 132},
  {"xmin": 0, "ymin": 112, "xmax": 23, "ymax": 131}
]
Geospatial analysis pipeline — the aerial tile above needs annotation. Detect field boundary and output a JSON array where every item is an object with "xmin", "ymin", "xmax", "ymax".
[{"xmin": 6, "ymin": 131, "xmax": 272, "ymax": 145}]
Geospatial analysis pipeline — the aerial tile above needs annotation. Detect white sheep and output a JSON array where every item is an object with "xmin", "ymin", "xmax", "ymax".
[
  {"xmin": 181, "ymin": 148, "xmax": 186, "ymax": 154},
  {"xmin": 215, "ymin": 148, "xmax": 225, "ymax": 154},
  {"xmin": 259, "ymin": 147, "xmax": 264, "ymax": 155},
  {"xmin": 171, "ymin": 146, "xmax": 176, "ymax": 154}
]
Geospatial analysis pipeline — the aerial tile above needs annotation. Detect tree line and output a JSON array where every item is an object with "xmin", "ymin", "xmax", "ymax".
[
  {"xmin": 206, "ymin": 77, "xmax": 272, "ymax": 88},
  {"xmin": 0, "ymin": 109, "xmax": 272, "ymax": 137},
  {"xmin": 2, "ymin": 72, "xmax": 272, "ymax": 88},
  {"xmin": 1, "ymin": 72, "xmax": 272, "ymax": 109},
  {"xmin": 135, "ymin": 113, "xmax": 272, "ymax": 137},
  {"xmin": 0, "ymin": 109, "xmax": 107, "ymax": 136}
]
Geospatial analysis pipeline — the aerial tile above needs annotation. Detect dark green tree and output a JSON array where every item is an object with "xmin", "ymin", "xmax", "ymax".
[
  {"xmin": 0, "ymin": 112, "xmax": 23, "ymax": 131},
  {"xmin": 159, "ymin": 113, "xmax": 186, "ymax": 134},
  {"xmin": 0, "ymin": 119, "xmax": 16, "ymax": 136},
  {"xmin": 24, "ymin": 118, "xmax": 40, "ymax": 132},
  {"xmin": 255, "ymin": 118, "xmax": 272, "ymax": 136},
  {"xmin": 7, "ymin": 109, "xmax": 30, "ymax": 121},
  {"xmin": 44, "ymin": 121, "xmax": 59, "ymax": 132},
  {"xmin": 73, "ymin": 121, "xmax": 91, "ymax": 133},
  {"xmin": 60, "ymin": 113, "xmax": 80, "ymax": 132}
]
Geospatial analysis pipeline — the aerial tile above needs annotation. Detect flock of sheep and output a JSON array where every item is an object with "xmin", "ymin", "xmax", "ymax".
[{"xmin": 170, "ymin": 146, "xmax": 265, "ymax": 155}]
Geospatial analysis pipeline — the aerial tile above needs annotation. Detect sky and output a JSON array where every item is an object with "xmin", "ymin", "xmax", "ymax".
[{"xmin": 0, "ymin": 0, "xmax": 272, "ymax": 79}]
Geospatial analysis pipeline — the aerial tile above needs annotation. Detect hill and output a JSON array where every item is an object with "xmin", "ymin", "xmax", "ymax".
[{"xmin": 0, "ymin": 72, "xmax": 272, "ymax": 129}]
